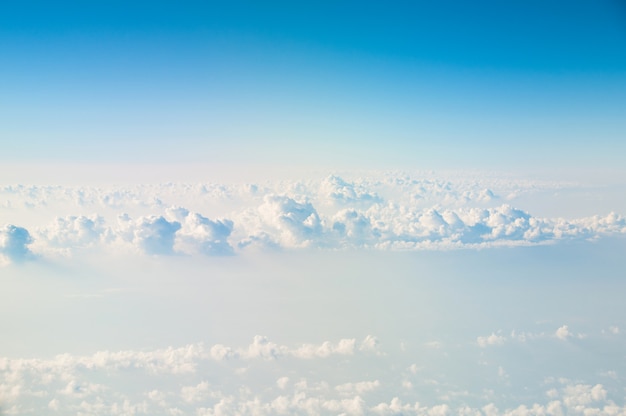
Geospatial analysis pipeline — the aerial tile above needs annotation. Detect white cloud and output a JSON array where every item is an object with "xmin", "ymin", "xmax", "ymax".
[
  {"xmin": 331, "ymin": 209, "xmax": 379, "ymax": 247},
  {"xmin": 117, "ymin": 214, "xmax": 181, "ymax": 255},
  {"xmin": 320, "ymin": 175, "xmax": 382, "ymax": 206},
  {"xmin": 562, "ymin": 383, "xmax": 607, "ymax": 407},
  {"xmin": 0, "ymin": 224, "xmax": 34, "ymax": 264},
  {"xmin": 180, "ymin": 381, "xmax": 211, "ymax": 404},
  {"xmin": 256, "ymin": 195, "xmax": 323, "ymax": 248},
  {"xmin": 554, "ymin": 325, "xmax": 585, "ymax": 341},
  {"xmin": 244, "ymin": 335, "xmax": 288, "ymax": 360},
  {"xmin": 359, "ymin": 335, "xmax": 381, "ymax": 354},
  {"xmin": 291, "ymin": 338, "xmax": 356, "ymax": 359},
  {"xmin": 335, "ymin": 380, "xmax": 380, "ymax": 395},
  {"xmin": 170, "ymin": 209, "xmax": 234, "ymax": 256},
  {"xmin": 555, "ymin": 325, "xmax": 571, "ymax": 340},
  {"xmin": 34, "ymin": 215, "xmax": 108, "ymax": 256},
  {"xmin": 2, "ymin": 339, "xmax": 626, "ymax": 415},
  {"xmin": 276, "ymin": 377, "xmax": 289, "ymax": 390},
  {"xmin": 477, "ymin": 333, "xmax": 506, "ymax": 347},
  {"xmin": 2, "ymin": 173, "xmax": 626, "ymax": 264}
]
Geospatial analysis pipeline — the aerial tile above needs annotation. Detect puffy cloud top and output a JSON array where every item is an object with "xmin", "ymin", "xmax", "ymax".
[
  {"xmin": 0, "ymin": 224, "xmax": 33, "ymax": 264},
  {"xmin": 1, "ymin": 172, "xmax": 625, "ymax": 263},
  {"xmin": 121, "ymin": 215, "xmax": 182, "ymax": 255}
]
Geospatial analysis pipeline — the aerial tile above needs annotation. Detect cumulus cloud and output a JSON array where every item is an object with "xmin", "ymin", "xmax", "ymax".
[
  {"xmin": 320, "ymin": 175, "xmax": 382, "ymax": 206},
  {"xmin": 167, "ymin": 208, "xmax": 234, "ymax": 255},
  {"xmin": 0, "ymin": 224, "xmax": 34, "ymax": 264},
  {"xmin": 292, "ymin": 338, "xmax": 356, "ymax": 359},
  {"xmin": 477, "ymin": 333, "xmax": 506, "ymax": 348},
  {"xmin": 555, "ymin": 325, "xmax": 571, "ymax": 340},
  {"xmin": 554, "ymin": 325, "xmax": 586, "ymax": 341},
  {"xmin": 256, "ymin": 195, "xmax": 323, "ymax": 248},
  {"xmin": 2, "ymin": 336, "xmax": 626, "ymax": 415},
  {"xmin": 335, "ymin": 380, "xmax": 380, "ymax": 395},
  {"xmin": 117, "ymin": 214, "xmax": 181, "ymax": 255},
  {"xmin": 2, "ymin": 172, "xmax": 626, "ymax": 262},
  {"xmin": 36, "ymin": 215, "xmax": 108, "ymax": 254},
  {"xmin": 331, "ymin": 209, "xmax": 380, "ymax": 247},
  {"xmin": 0, "ymin": 336, "xmax": 387, "ymax": 415}
]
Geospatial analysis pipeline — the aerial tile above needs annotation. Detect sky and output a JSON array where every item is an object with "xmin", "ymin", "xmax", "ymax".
[
  {"xmin": 2, "ymin": 1, "xmax": 626, "ymax": 415},
  {"xmin": 1, "ymin": 0, "xmax": 626, "ymax": 169}
]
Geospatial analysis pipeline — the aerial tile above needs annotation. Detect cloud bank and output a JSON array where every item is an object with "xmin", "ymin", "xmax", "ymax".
[
  {"xmin": 1, "ymin": 332, "xmax": 624, "ymax": 415},
  {"xmin": 1, "ymin": 173, "xmax": 625, "ymax": 264}
]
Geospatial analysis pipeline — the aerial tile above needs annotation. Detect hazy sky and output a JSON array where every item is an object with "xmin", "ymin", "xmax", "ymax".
[{"xmin": 2, "ymin": 0, "xmax": 626, "ymax": 168}]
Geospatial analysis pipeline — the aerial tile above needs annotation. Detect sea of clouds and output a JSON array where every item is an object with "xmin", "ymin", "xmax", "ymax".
[
  {"xmin": 2, "ymin": 328, "xmax": 624, "ymax": 415},
  {"xmin": 2, "ymin": 171, "xmax": 626, "ymax": 415}
]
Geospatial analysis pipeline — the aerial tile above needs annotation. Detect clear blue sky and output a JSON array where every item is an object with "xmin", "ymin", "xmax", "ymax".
[{"xmin": 2, "ymin": 0, "xmax": 625, "ymax": 168}]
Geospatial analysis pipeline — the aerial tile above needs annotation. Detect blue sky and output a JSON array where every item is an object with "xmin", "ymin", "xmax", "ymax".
[
  {"xmin": 2, "ymin": 0, "xmax": 625, "ymax": 168},
  {"xmin": 4, "ymin": 3, "xmax": 626, "ymax": 414}
]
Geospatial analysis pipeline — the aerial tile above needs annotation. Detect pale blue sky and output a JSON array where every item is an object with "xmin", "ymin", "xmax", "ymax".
[
  {"xmin": 2, "ymin": 0, "xmax": 625, "ymax": 168},
  {"xmin": 3, "ymin": 4, "xmax": 626, "ymax": 413}
]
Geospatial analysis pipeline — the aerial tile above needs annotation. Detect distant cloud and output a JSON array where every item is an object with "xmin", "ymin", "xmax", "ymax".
[
  {"xmin": 555, "ymin": 325, "xmax": 572, "ymax": 340},
  {"xmin": 167, "ymin": 208, "xmax": 234, "ymax": 256},
  {"xmin": 477, "ymin": 333, "xmax": 506, "ymax": 347},
  {"xmin": 554, "ymin": 325, "xmax": 586, "ymax": 340},
  {"xmin": 118, "ymin": 215, "xmax": 181, "ymax": 255},
  {"xmin": 2, "ymin": 172, "xmax": 626, "ymax": 264},
  {"xmin": 0, "ymin": 224, "xmax": 34, "ymax": 264},
  {"xmin": 37, "ymin": 215, "xmax": 107, "ymax": 253},
  {"xmin": 320, "ymin": 175, "xmax": 382, "ymax": 205},
  {"xmin": 257, "ymin": 195, "xmax": 323, "ymax": 248},
  {"xmin": 1, "ymin": 333, "xmax": 625, "ymax": 415}
]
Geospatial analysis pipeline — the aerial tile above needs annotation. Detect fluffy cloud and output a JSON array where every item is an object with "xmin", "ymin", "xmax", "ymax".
[
  {"xmin": 477, "ymin": 333, "xmax": 506, "ymax": 348},
  {"xmin": 166, "ymin": 207, "xmax": 234, "ymax": 255},
  {"xmin": 0, "ymin": 336, "xmax": 383, "ymax": 415},
  {"xmin": 256, "ymin": 195, "xmax": 323, "ymax": 248},
  {"xmin": 292, "ymin": 338, "xmax": 356, "ymax": 359},
  {"xmin": 320, "ymin": 175, "xmax": 382, "ymax": 205},
  {"xmin": 2, "ymin": 334, "xmax": 626, "ymax": 415},
  {"xmin": 36, "ymin": 215, "xmax": 108, "ymax": 254},
  {"xmin": 0, "ymin": 224, "xmax": 34, "ymax": 264},
  {"xmin": 2, "ymin": 173, "xmax": 626, "ymax": 264},
  {"xmin": 555, "ymin": 325, "xmax": 571, "ymax": 340},
  {"xmin": 118, "ymin": 215, "xmax": 182, "ymax": 255}
]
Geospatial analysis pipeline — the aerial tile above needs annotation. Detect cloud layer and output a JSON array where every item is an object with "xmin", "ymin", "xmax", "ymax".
[
  {"xmin": 2, "ymin": 330, "xmax": 624, "ymax": 415},
  {"xmin": 2, "ymin": 173, "xmax": 625, "ymax": 263}
]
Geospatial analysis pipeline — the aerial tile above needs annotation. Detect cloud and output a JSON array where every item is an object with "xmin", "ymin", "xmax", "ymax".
[
  {"xmin": 335, "ymin": 380, "xmax": 380, "ymax": 395},
  {"xmin": 244, "ymin": 335, "xmax": 288, "ymax": 360},
  {"xmin": 2, "ymin": 336, "xmax": 626, "ymax": 415},
  {"xmin": 320, "ymin": 175, "xmax": 382, "ymax": 206},
  {"xmin": 331, "ymin": 209, "xmax": 379, "ymax": 247},
  {"xmin": 256, "ymin": 195, "xmax": 323, "ymax": 248},
  {"xmin": 36, "ymin": 215, "xmax": 108, "ymax": 254},
  {"xmin": 555, "ymin": 325, "xmax": 571, "ymax": 340},
  {"xmin": 477, "ymin": 333, "xmax": 506, "ymax": 348},
  {"xmin": 180, "ymin": 381, "xmax": 212, "ymax": 404},
  {"xmin": 167, "ymin": 208, "xmax": 234, "ymax": 255},
  {"xmin": 0, "ymin": 336, "xmax": 387, "ymax": 414},
  {"xmin": 2, "ymin": 173, "xmax": 626, "ymax": 262},
  {"xmin": 116, "ymin": 214, "xmax": 182, "ymax": 255},
  {"xmin": 291, "ymin": 338, "xmax": 356, "ymax": 359},
  {"xmin": 0, "ymin": 224, "xmax": 34, "ymax": 264},
  {"xmin": 554, "ymin": 325, "xmax": 585, "ymax": 340}
]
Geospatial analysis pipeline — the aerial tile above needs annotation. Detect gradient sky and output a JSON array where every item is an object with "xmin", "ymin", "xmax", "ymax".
[
  {"xmin": 3, "ymin": 5, "xmax": 626, "ymax": 412},
  {"xmin": 2, "ymin": 0, "xmax": 626, "ymax": 169}
]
